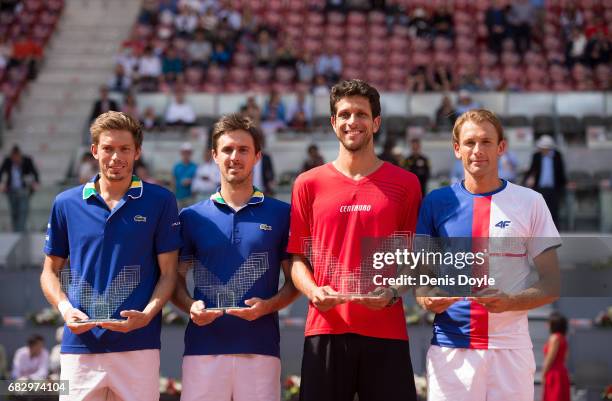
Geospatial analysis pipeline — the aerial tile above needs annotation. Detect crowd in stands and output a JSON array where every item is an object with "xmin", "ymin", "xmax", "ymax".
[
  {"xmin": 108, "ymin": 0, "xmax": 610, "ymax": 99},
  {"xmin": 0, "ymin": 0, "xmax": 63, "ymax": 118}
]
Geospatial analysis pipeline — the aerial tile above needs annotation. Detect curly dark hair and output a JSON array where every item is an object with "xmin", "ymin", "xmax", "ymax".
[{"xmin": 330, "ymin": 79, "xmax": 381, "ymax": 118}]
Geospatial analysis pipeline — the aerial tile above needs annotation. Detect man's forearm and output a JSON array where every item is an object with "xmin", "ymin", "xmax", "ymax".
[
  {"xmin": 507, "ymin": 287, "xmax": 558, "ymax": 312},
  {"xmin": 40, "ymin": 256, "xmax": 68, "ymax": 309},
  {"xmin": 171, "ymin": 275, "xmax": 195, "ymax": 314},
  {"xmin": 290, "ymin": 256, "xmax": 317, "ymax": 299},
  {"xmin": 143, "ymin": 269, "xmax": 177, "ymax": 318},
  {"xmin": 262, "ymin": 279, "xmax": 300, "ymax": 314}
]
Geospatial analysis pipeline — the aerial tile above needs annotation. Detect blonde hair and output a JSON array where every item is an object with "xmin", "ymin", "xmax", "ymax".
[
  {"xmin": 90, "ymin": 111, "xmax": 143, "ymax": 148},
  {"xmin": 452, "ymin": 109, "xmax": 504, "ymax": 144}
]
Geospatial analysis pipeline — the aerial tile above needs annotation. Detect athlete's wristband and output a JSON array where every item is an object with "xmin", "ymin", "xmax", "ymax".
[{"xmin": 57, "ymin": 300, "xmax": 73, "ymax": 318}]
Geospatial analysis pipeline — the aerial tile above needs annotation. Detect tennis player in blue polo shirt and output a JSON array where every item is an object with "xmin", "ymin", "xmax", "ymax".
[
  {"xmin": 40, "ymin": 111, "xmax": 181, "ymax": 401},
  {"xmin": 172, "ymin": 113, "xmax": 299, "ymax": 401}
]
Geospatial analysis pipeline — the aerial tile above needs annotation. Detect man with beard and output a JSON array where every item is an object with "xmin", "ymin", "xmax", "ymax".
[
  {"xmin": 172, "ymin": 113, "xmax": 298, "ymax": 401},
  {"xmin": 287, "ymin": 79, "xmax": 421, "ymax": 401},
  {"xmin": 40, "ymin": 111, "xmax": 181, "ymax": 400}
]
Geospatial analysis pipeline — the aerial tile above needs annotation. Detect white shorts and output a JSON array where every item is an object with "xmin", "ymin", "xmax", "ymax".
[
  {"xmin": 59, "ymin": 349, "xmax": 160, "ymax": 401},
  {"xmin": 181, "ymin": 354, "xmax": 281, "ymax": 401},
  {"xmin": 426, "ymin": 345, "xmax": 535, "ymax": 401}
]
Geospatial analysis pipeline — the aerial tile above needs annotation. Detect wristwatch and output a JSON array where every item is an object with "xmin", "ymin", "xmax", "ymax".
[{"xmin": 386, "ymin": 287, "xmax": 400, "ymax": 307}]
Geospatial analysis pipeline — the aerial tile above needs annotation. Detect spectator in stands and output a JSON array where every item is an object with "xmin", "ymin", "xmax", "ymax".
[
  {"xmin": 455, "ymin": 90, "xmax": 481, "ymax": 116},
  {"xmin": 200, "ymin": 6, "xmax": 219, "ymax": 34},
  {"xmin": 566, "ymin": 27, "xmax": 587, "ymax": 67},
  {"xmin": 108, "ymin": 63, "xmax": 132, "ymax": 93},
  {"xmin": 498, "ymin": 146, "xmax": 520, "ymax": 183},
  {"xmin": 560, "ymin": 2, "xmax": 583, "ymax": 39},
  {"xmin": 407, "ymin": 67, "xmax": 432, "ymax": 93},
  {"xmin": 378, "ymin": 139, "xmax": 400, "ymax": 166},
  {"xmin": 241, "ymin": 96, "xmax": 262, "ymax": 126},
  {"xmin": 90, "ymin": 85, "xmax": 119, "ymax": 122},
  {"xmin": 0, "ymin": 145, "xmax": 39, "ymax": 232},
  {"xmin": 481, "ymin": 67, "xmax": 503, "ymax": 91},
  {"xmin": 302, "ymin": 144, "xmax": 324, "ymax": 173},
  {"xmin": 141, "ymin": 106, "xmax": 161, "ymax": 131},
  {"xmin": 297, "ymin": 52, "xmax": 316, "ymax": 84},
  {"xmin": 173, "ymin": 142, "xmax": 198, "ymax": 209},
  {"xmin": 252, "ymin": 138, "xmax": 275, "ymax": 196},
  {"xmin": 403, "ymin": 137, "xmax": 430, "ymax": 195},
  {"xmin": 435, "ymin": 95, "xmax": 458, "ymax": 131},
  {"xmin": 116, "ymin": 46, "xmax": 140, "ymax": 78},
  {"xmin": 584, "ymin": 31, "xmax": 610, "ymax": 68},
  {"xmin": 316, "ymin": 47, "xmax": 342, "ymax": 85},
  {"xmin": 431, "ymin": 4, "xmax": 453, "ymax": 39},
  {"xmin": 276, "ymin": 40, "xmax": 298, "ymax": 68},
  {"xmin": 409, "ymin": 7, "xmax": 431, "ymax": 38},
  {"xmin": 312, "ymin": 75, "xmax": 330, "ymax": 96},
  {"xmin": 287, "ymin": 90, "xmax": 312, "ymax": 128},
  {"xmin": 162, "ymin": 45, "xmax": 185, "ymax": 83},
  {"xmin": 137, "ymin": 0, "xmax": 159, "ymax": 26},
  {"xmin": 165, "ymin": 90, "xmax": 196, "ymax": 127},
  {"xmin": 8, "ymin": 33, "xmax": 43, "ymax": 80},
  {"xmin": 584, "ymin": 15, "xmax": 608, "ymax": 40},
  {"xmin": 594, "ymin": 64, "xmax": 610, "ymax": 90},
  {"xmin": 254, "ymin": 30, "xmax": 276, "ymax": 67},
  {"xmin": 187, "ymin": 29, "xmax": 212, "ymax": 67},
  {"xmin": 191, "ymin": 147, "xmax": 219, "ymax": 201},
  {"xmin": 213, "ymin": 16, "xmax": 238, "ymax": 45},
  {"xmin": 523, "ymin": 135, "xmax": 567, "ymax": 226},
  {"xmin": 485, "ymin": 0, "xmax": 508, "ymax": 55},
  {"xmin": 262, "ymin": 90, "xmax": 286, "ymax": 123},
  {"xmin": 210, "ymin": 42, "xmax": 231, "ymax": 67},
  {"xmin": 175, "ymin": 2, "xmax": 198, "ymax": 38},
  {"xmin": 78, "ymin": 152, "xmax": 97, "ymax": 184},
  {"xmin": 121, "ymin": 92, "xmax": 140, "ymax": 121},
  {"xmin": 427, "ymin": 64, "xmax": 453, "ymax": 92},
  {"xmin": 507, "ymin": 0, "xmax": 535, "ymax": 55},
  {"xmin": 11, "ymin": 334, "xmax": 48, "ymax": 380},
  {"xmin": 542, "ymin": 312, "xmax": 570, "ymax": 401},
  {"xmin": 137, "ymin": 45, "xmax": 162, "ymax": 91},
  {"xmin": 457, "ymin": 65, "xmax": 483, "ymax": 92}
]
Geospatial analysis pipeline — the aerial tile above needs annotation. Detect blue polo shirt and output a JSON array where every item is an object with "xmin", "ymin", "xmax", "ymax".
[
  {"xmin": 180, "ymin": 188, "xmax": 290, "ymax": 358},
  {"xmin": 44, "ymin": 175, "xmax": 182, "ymax": 354}
]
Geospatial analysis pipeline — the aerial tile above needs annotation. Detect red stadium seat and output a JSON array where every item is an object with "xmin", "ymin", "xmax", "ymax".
[
  {"xmin": 347, "ymin": 12, "xmax": 367, "ymax": 25},
  {"xmin": 327, "ymin": 11, "xmax": 346, "ymax": 25},
  {"xmin": 368, "ymin": 10, "xmax": 386, "ymax": 25},
  {"xmin": 275, "ymin": 67, "xmax": 295, "ymax": 83}
]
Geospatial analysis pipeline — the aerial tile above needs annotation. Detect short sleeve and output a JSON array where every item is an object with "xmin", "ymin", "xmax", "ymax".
[
  {"xmin": 526, "ymin": 193, "xmax": 562, "ymax": 258},
  {"xmin": 416, "ymin": 194, "xmax": 436, "ymax": 236},
  {"xmin": 179, "ymin": 208, "xmax": 195, "ymax": 259},
  {"xmin": 400, "ymin": 174, "xmax": 421, "ymax": 234},
  {"xmin": 154, "ymin": 193, "xmax": 182, "ymax": 254},
  {"xmin": 286, "ymin": 176, "xmax": 312, "ymax": 255},
  {"xmin": 44, "ymin": 199, "xmax": 69, "ymax": 258}
]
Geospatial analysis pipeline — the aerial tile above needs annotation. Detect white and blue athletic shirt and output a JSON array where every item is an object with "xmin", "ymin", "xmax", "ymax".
[
  {"xmin": 179, "ymin": 189, "xmax": 290, "ymax": 358},
  {"xmin": 44, "ymin": 175, "xmax": 182, "ymax": 353},
  {"xmin": 416, "ymin": 180, "xmax": 561, "ymax": 349}
]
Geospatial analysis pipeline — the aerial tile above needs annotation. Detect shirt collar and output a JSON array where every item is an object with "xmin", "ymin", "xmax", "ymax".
[
  {"xmin": 210, "ymin": 187, "xmax": 264, "ymax": 206},
  {"xmin": 82, "ymin": 174, "xmax": 143, "ymax": 200}
]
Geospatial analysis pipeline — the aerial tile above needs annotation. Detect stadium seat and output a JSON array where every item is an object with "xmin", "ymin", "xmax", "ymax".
[
  {"xmin": 385, "ymin": 116, "xmax": 408, "ymax": 140},
  {"xmin": 558, "ymin": 115, "xmax": 584, "ymax": 144},
  {"xmin": 533, "ymin": 115, "xmax": 555, "ymax": 137}
]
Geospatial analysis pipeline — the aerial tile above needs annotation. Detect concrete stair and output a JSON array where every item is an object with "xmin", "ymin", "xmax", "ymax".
[{"xmin": 1, "ymin": 0, "xmax": 140, "ymax": 231}]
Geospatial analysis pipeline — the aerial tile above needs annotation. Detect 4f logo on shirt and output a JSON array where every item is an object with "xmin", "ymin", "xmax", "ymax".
[
  {"xmin": 495, "ymin": 220, "xmax": 511, "ymax": 229},
  {"xmin": 134, "ymin": 215, "xmax": 147, "ymax": 223},
  {"xmin": 259, "ymin": 224, "xmax": 272, "ymax": 231}
]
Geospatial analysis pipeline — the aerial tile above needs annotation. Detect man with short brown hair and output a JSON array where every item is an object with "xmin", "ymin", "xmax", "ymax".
[
  {"xmin": 40, "ymin": 111, "xmax": 181, "ymax": 401},
  {"xmin": 416, "ymin": 109, "xmax": 561, "ymax": 401}
]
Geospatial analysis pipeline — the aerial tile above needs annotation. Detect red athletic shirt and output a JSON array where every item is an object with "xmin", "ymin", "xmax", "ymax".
[{"xmin": 287, "ymin": 162, "xmax": 422, "ymax": 340}]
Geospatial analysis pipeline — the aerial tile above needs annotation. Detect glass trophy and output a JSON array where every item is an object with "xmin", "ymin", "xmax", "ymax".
[
  {"xmin": 60, "ymin": 265, "xmax": 140, "ymax": 323},
  {"xmin": 189, "ymin": 252, "xmax": 270, "ymax": 311}
]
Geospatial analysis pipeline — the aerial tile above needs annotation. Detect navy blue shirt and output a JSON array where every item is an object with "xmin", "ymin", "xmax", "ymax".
[
  {"xmin": 180, "ymin": 189, "xmax": 290, "ymax": 358},
  {"xmin": 44, "ymin": 175, "xmax": 182, "ymax": 353}
]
